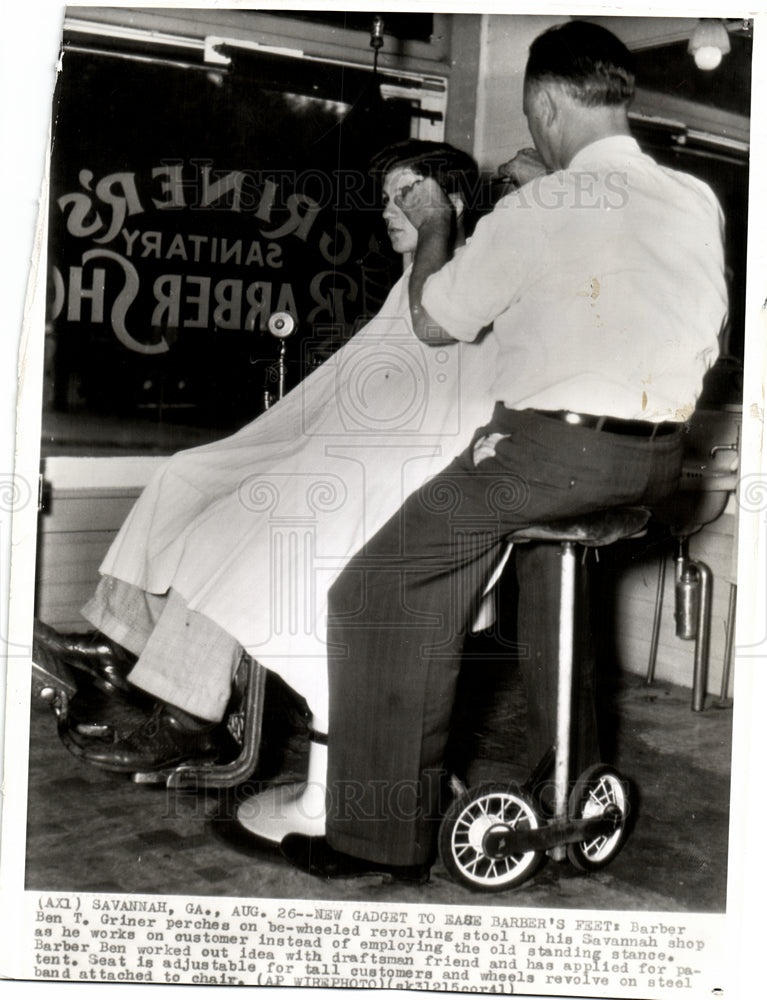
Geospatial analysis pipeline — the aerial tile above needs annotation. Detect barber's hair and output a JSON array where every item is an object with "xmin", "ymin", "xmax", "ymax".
[
  {"xmin": 370, "ymin": 140, "xmax": 480, "ymax": 221},
  {"xmin": 525, "ymin": 20, "xmax": 635, "ymax": 107}
]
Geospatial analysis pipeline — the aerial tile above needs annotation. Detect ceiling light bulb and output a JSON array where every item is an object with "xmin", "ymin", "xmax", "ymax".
[
  {"xmin": 688, "ymin": 18, "xmax": 731, "ymax": 71},
  {"xmin": 693, "ymin": 45, "xmax": 724, "ymax": 70}
]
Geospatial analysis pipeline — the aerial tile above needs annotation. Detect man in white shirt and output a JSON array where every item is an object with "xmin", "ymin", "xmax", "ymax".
[{"xmin": 282, "ymin": 20, "xmax": 727, "ymax": 881}]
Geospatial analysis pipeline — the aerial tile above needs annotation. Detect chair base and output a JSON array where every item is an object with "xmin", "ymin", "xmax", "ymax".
[
  {"xmin": 237, "ymin": 781, "xmax": 327, "ymax": 842},
  {"xmin": 237, "ymin": 736, "xmax": 328, "ymax": 842}
]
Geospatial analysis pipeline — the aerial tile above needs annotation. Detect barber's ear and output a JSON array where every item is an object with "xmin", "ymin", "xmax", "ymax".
[
  {"xmin": 531, "ymin": 83, "xmax": 557, "ymax": 127},
  {"xmin": 447, "ymin": 192, "xmax": 465, "ymax": 220}
]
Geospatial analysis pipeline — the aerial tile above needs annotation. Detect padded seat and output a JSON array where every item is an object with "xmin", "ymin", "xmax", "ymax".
[{"xmin": 508, "ymin": 507, "xmax": 650, "ymax": 548}]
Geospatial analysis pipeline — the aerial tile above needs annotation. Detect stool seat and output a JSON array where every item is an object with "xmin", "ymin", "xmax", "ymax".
[{"xmin": 508, "ymin": 506, "xmax": 650, "ymax": 547}]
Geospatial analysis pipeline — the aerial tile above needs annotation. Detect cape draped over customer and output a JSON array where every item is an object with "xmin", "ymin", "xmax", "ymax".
[{"xmin": 94, "ymin": 267, "xmax": 499, "ymax": 719}]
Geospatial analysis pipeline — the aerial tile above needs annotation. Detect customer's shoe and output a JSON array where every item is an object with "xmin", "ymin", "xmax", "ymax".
[
  {"xmin": 280, "ymin": 834, "xmax": 430, "ymax": 883},
  {"xmin": 34, "ymin": 619, "xmax": 136, "ymax": 696},
  {"xmin": 80, "ymin": 705, "xmax": 222, "ymax": 773}
]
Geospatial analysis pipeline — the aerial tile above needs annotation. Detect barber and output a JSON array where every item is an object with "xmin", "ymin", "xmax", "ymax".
[{"xmin": 282, "ymin": 20, "xmax": 728, "ymax": 881}]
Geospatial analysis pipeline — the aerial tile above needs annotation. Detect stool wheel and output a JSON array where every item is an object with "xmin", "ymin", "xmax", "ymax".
[
  {"xmin": 566, "ymin": 764, "xmax": 630, "ymax": 871},
  {"xmin": 438, "ymin": 782, "xmax": 543, "ymax": 892}
]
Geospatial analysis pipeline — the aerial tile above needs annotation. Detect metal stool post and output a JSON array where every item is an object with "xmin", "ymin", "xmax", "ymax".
[{"xmin": 552, "ymin": 541, "xmax": 577, "ymax": 861}]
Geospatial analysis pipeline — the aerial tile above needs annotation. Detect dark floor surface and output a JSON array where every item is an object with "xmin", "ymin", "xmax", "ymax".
[{"xmin": 25, "ymin": 663, "xmax": 732, "ymax": 912}]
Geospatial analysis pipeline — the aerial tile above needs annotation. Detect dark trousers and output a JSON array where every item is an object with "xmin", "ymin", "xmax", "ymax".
[{"xmin": 326, "ymin": 407, "xmax": 683, "ymax": 866}]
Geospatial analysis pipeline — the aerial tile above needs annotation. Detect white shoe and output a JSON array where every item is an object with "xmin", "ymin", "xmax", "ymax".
[{"xmin": 237, "ymin": 741, "xmax": 327, "ymax": 842}]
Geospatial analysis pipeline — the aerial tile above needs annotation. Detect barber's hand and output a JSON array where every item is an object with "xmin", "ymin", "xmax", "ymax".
[
  {"xmin": 497, "ymin": 147, "xmax": 547, "ymax": 187},
  {"xmin": 395, "ymin": 176, "xmax": 454, "ymax": 231}
]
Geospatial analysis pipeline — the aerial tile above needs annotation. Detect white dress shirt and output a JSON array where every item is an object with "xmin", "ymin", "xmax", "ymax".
[{"xmin": 422, "ymin": 136, "xmax": 728, "ymax": 422}]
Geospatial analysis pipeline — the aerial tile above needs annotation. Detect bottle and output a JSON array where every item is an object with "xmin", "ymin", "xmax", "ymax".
[{"xmin": 675, "ymin": 563, "xmax": 700, "ymax": 640}]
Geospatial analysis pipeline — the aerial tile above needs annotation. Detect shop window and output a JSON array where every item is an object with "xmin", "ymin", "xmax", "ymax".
[{"xmin": 45, "ymin": 26, "xmax": 442, "ymax": 455}]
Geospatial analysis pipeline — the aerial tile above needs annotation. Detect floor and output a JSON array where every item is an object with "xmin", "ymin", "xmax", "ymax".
[{"xmin": 25, "ymin": 656, "xmax": 732, "ymax": 913}]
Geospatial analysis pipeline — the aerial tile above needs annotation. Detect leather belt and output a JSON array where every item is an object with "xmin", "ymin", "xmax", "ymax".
[{"xmin": 535, "ymin": 410, "xmax": 680, "ymax": 438}]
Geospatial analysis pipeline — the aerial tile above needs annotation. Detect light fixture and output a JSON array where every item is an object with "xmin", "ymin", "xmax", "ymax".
[
  {"xmin": 688, "ymin": 18, "xmax": 731, "ymax": 71},
  {"xmin": 370, "ymin": 15, "xmax": 385, "ymax": 75}
]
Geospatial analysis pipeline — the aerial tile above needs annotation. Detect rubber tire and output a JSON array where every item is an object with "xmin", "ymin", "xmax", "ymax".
[
  {"xmin": 566, "ymin": 763, "xmax": 630, "ymax": 872},
  {"xmin": 438, "ymin": 782, "xmax": 544, "ymax": 892}
]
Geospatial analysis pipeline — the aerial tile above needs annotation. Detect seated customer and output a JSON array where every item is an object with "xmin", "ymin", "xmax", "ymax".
[{"xmin": 36, "ymin": 140, "xmax": 503, "ymax": 833}]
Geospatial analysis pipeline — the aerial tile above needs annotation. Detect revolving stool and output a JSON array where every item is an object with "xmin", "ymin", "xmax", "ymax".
[{"xmin": 438, "ymin": 506, "xmax": 649, "ymax": 892}]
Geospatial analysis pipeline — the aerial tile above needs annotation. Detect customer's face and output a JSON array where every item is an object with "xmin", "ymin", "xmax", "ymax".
[{"xmin": 382, "ymin": 166, "xmax": 423, "ymax": 255}]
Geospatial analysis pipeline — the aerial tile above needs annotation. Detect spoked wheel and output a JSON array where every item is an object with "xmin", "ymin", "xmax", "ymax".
[
  {"xmin": 438, "ymin": 782, "xmax": 544, "ymax": 892},
  {"xmin": 566, "ymin": 764, "xmax": 630, "ymax": 871}
]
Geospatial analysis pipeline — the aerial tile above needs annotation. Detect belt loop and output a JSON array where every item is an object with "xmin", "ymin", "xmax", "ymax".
[
  {"xmin": 595, "ymin": 416, "xmax": 606, "ymax": 432},
  {"xmin": 649, "ymin": 423, "xmax": 659, "ymax": 440}
]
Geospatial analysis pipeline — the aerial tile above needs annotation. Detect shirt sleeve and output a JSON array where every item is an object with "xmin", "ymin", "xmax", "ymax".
[{"xmin": 422, "ymin": 193, "xmax": 535, "ymax": 341}]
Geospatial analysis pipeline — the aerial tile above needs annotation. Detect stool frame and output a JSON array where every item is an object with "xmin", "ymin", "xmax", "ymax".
[{"xmin": 438, "ymin": 507, "xmax": 646, "ymax": 892}]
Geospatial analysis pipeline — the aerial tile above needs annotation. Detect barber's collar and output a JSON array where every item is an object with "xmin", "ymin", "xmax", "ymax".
[{"xmin": 567, "ymin": 135, "xmax": 643, "ymax": 170}]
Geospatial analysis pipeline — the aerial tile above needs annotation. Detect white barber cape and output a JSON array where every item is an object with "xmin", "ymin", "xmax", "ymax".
[{"xmin": 97, "ymin": 270, "xmax": 499, "ymax": 720}]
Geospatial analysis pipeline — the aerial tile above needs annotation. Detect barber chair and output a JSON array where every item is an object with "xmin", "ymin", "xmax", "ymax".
[{"xmin": 437, "ymin": 506, "xmax": 647, "ymax": 892}]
